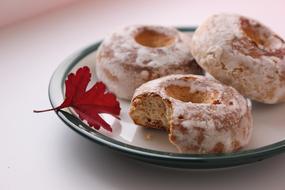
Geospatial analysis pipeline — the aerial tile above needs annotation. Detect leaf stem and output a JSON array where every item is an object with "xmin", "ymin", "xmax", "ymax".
[{"xmin": 33, "ymin": 108, "xmax": 57, "ymax": 113}]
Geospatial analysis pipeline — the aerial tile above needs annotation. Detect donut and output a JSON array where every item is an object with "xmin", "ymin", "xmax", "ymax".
[
  {"xmin": 95, "ymin": 25, "xmax": 203, "ymax": 100},
  {"xmin": 129, "ymin": 74, "xmax": 253, "ymax": 154},
  {"xmin": 190, "ymin": 14, "xmax": 285, "ymax": 104}
]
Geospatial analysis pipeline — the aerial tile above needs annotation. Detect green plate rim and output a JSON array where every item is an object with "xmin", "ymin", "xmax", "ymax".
[{"xmin": 48, "ymin": 27, "xmax": 285, "ymax": 168}]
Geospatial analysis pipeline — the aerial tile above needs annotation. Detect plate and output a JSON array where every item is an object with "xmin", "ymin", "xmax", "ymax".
[{"xmin": 49, "ymin": 27, "xmax": 285, "ymax": 169}]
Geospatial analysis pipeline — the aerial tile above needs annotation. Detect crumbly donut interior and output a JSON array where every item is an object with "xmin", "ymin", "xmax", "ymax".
[
  {"xmin": 129, "ymin": 85, "xmax": 222, "ymax": 131},
  {"xmin": 134, "ymin": 29, "xmax": 175, "ymax": 48},
  {"xmin": 129, "ymin": 95, "xmax": 172, "ymax": 130}
]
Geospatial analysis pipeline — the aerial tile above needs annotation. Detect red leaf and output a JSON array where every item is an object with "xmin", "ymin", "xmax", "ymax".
[{"xmin": 34, "ymin": 66, "xmax": 121, "ymax": 132}]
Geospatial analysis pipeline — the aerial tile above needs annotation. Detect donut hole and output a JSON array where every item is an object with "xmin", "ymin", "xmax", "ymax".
[
  {"xmin": 240, "ymin": 17, "xmax": 269, "ymax": 47},
  {"xmin": 233, "ymin": 18, "xmax": 285, "ymax": 58},
  {"xmin": 135, "ymin": 28, "xmax": 175, "ymax": 48},
  {"xmin": 165, "ymin": 85, "xmax": 218, "ymax": 104}
]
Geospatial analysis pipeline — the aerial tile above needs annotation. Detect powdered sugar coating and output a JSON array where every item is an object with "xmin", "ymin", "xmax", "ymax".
[
  {"xmin": 96, "ymin": 25, "xmax": 202, "ymax": 100},
  {"xmin": 191, "ymin": 14, "xmax": 285, "ymax": 104},
  {"xmin": 132, "ymin": 74, "xmax": 253, "ymax": 153}
]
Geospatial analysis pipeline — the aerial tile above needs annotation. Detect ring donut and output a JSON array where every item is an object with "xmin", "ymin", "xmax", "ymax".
[
  {"xmin": 96, "ymin": 25, "xmax": 203, "ymax": 100},
  {"xmin": 129, "ymin": 74, "xmax": 253, "ymax": 153},
  {"xmin": 190, "ymin": 14, "xmax": 285, "ymax": 104}
]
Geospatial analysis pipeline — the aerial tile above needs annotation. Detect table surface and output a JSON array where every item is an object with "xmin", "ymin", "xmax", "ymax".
[{"xmin": 1, "ymin": 0, "xmax": 285, "ymax": 189}]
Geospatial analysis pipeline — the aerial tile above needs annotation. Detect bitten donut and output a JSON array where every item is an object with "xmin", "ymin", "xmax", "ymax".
[
  {"xmin": 96, "ymin": 25, "xmax": 203, "ymax": 100},
  {"xmin": 191, "ymin": 14, "xmax": 285, "ymax": 104},
  {"xmin": 129, "ymin": 74, "xmax": 253, "ymax": 154}
]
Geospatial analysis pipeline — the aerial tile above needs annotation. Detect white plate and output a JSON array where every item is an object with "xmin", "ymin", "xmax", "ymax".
[{"xmin": 49, "ymin": 27, "xmax": 285, "ymax": 169}]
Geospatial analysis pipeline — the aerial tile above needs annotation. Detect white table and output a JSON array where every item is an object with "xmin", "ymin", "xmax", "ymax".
[{"xmin": 1, "ymin": 1, "xmax": 285, "ymax": 189}]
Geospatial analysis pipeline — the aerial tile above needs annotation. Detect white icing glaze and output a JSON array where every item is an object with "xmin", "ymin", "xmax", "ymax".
[
  {"xmin": 132, "ymin": 74, "xmax": 253, "ymax": 153},
  {"xmin": 96, "ymin": 25, "xmax": 202, "ymax": 100},
  {"xmin": 191, "ymin": 13, "xmax": 285, "ymax": 104}
]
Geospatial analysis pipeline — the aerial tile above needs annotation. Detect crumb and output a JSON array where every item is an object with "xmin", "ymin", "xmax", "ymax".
[{"xmin": 145, "ymin": 133, "xmax": 152, "ymax": 140}]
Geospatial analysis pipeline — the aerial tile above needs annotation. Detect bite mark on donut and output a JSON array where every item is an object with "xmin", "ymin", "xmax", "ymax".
[{"xmin": 129, "ymin": 93, "xmax": 172, "ymax": 131}]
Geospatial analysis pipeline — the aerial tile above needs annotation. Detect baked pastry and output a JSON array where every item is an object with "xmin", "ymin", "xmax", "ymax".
[
  {"xmin": 129, "ymin": 74, "xmax": 253, "ymax": 154},
  {"xmin": 190, "ymin": 14, "xmax": 285, "ymax": 104},
  {"xmin": 96, "ymin": 25, "xmax": 203, "ymax": 100}
]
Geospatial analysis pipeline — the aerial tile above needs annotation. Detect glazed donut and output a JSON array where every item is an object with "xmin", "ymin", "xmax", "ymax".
[
  {"xmin": 190, "ymin": 14, "xmax": 285, "ymax": 104},
  {"xmin": 96, "ymin": 25, "xmax": 203, "ymax": 100},
  {"xmin": 129, "ymin": 74, "xmax": 253, "ymax": 154}
]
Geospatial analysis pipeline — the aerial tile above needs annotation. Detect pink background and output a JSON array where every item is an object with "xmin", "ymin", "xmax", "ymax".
[
  {"xmin": 1, "ymin": 1, "xmax": 285, "ymax": 190},
  {"xmin": 0, "ymin": 0, "xmax": 79, "ymax": 28}
]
